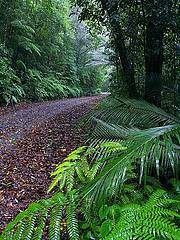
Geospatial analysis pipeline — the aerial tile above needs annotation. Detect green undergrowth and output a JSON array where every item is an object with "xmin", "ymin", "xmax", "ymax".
[{"xmin": 1, "ymin": 97, "xmax": 180, "ymax": 239}]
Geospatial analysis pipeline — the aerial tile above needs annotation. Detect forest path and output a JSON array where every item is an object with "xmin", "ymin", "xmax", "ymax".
[
  {"xmin": 0, "ymin": 96, "xmax": 101, "ymax": 230},
  {"xmin": 0, "ymin": 96, "xmax": 101, "ymax": 154}
]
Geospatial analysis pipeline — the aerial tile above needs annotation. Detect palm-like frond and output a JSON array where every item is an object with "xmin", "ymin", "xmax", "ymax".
[
  {"xmin": 105, "ymin": 190, "xmax": 180, "ymax": 240},
  {"xmin": 76, "ymin": 98, "xmax": 180, "ymax": 206},
  {"xmin": 81, "ymin": 97, "xmax": 180, "ymax": 128},
  {"xmin": 82, "ymin": 123, "xmax": 180, "ymax": 206}
]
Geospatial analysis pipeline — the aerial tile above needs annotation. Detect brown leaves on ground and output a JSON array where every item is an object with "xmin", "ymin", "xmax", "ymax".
[{"xmin": 0, "ymin": 96, "xmax": 101, "ymax": 232}]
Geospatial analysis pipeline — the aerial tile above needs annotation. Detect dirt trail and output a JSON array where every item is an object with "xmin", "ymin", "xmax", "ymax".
[
  {"xmin": 0, "ymin": 97, "xmax": 101, "ymax": 154},
  {"xmin": 0, "ymin": 96, "xmax": 101, "ymax": 230}
]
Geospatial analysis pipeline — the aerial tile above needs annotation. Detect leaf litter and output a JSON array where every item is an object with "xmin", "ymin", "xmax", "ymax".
[{"xmin": 0, "ymin": 96, "xmax": 101, "ymax": 232}]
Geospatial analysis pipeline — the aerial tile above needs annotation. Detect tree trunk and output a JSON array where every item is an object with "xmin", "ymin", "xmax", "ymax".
[
  {"xmin": 144, "ymin": 22, "xmax": 164, "ymax": 106},
  {"xmin": 100, "ymin": 0, "xmax": 138, "ymax": 98}
]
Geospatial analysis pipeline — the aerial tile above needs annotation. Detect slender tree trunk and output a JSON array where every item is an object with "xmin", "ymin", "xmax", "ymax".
[
  {"xmin": 114, "ymin": 28, "xmax": 138, "ymax": 98},
  {"xmin": 143, "ymin": 0, "xmax": 174, "ymax": 106},
  {"xmin": 144, "ymin": 22, "xmax": 164, "ymax": 106},
  {"xmin": 100, "ymin": 0, "xmax": 138, "ymax": 98}
]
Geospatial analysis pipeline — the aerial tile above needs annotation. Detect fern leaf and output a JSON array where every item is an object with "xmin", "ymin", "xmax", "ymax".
[
  {"xmin": 49, "ymin": 205, "xmax": 63, "ymax": 240},
  {"xmin": 105, "ymin": 191, "xmax": 180, "ymax": 240},
  {"xmin": 24, "ymin": 214, "xmax": 37, "ymax": 240},
  {"xmin": 13, "ymin": 222, "xmax": 26, "ymax": 240},
  {"xmin": 66, "ymin": 192, "xmax": 79, "ymax": 240},
  {"xmin": 32, "ymin": 211, "xmax": 48, "ymax": 240}
]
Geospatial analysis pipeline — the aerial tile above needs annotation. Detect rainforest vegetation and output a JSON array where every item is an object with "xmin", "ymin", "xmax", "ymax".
[
  {"xmin": 0, "ymin": 0, "xmax": 107, "ymax": 105},
  {"xmin": 0, "ymin": 0, "xmax": 180, "ymax": 239}
]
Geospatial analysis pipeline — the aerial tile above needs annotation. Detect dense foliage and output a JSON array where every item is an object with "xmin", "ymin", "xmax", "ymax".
[
  {"xmin": 0, "ymin": 0, "xmax": 107, "ymax": 105},
  {"xmin": 77, "ymin": 0, "xmax": 179, "ymax": 111},
  {"xmin": 1, "ymin": 98, "xmax": 180, "ymax": 239},
  {"xmin": 0, "ymin": 0, "xmax": 180, "ymax": 239}
]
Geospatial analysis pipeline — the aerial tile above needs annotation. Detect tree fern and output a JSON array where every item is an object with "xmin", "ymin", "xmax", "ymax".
[{"xmin": 105, "ymin": 190, "xmax": 180, "ymax": 240}]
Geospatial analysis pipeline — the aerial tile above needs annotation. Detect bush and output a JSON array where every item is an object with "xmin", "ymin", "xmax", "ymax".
[
  {"xmin": 0, "ymin": 45, "xmax": 25, "ymax": 104},
  {"xmin": 23, "ymin": 70, "xmax": 68, "ymax": 101}
]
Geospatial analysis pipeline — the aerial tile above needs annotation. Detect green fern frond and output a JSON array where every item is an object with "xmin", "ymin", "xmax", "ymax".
[
  {"xmin": 49, "ymin": 205, "xmax": 63, "ymax": 240},
  {"xmin": 48, "ymin": 147, "xmax": 87, "ymax": 193},
  {"xmin": 18, "ymin": 36, "xmax": 41, "ymax": 55},
  {"xmin": 0, "ymin": 193, "xmax": 66, "ymax": 240},
  {"xmin": 48, "ymin": 146, "xmax": 98, "ymax": 192},
  {"xmin": 66, "ymin": 192, "xmax": 79, "ymax": 240},
  {"xmin": 13, "ymin": 222, "xmax": 26, "ymax": 240},
  {"xmin": 48, "ymin": 161, "xmax": 76, "ymax": 193},
  {"xmin": 24, "ymin": 215, "xmax": 37, "ymax": 240},
  {"xmin": 32, "ymin": 211, "xmax": 48, "ymax": 240},
  {"xmin": 11, "ymin": 20, "xmax": 35, "ymax": 35},
  {"xmin": 66, "ymin": 170, "xmax": 76, "ymax": 192},
  {"xmin": 145, "ymin": 190, "xmax": 179, "ymax": 209},
  {"xmin": 105, "ymin": 190, "xmax": 180, "ymax": 240}
]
